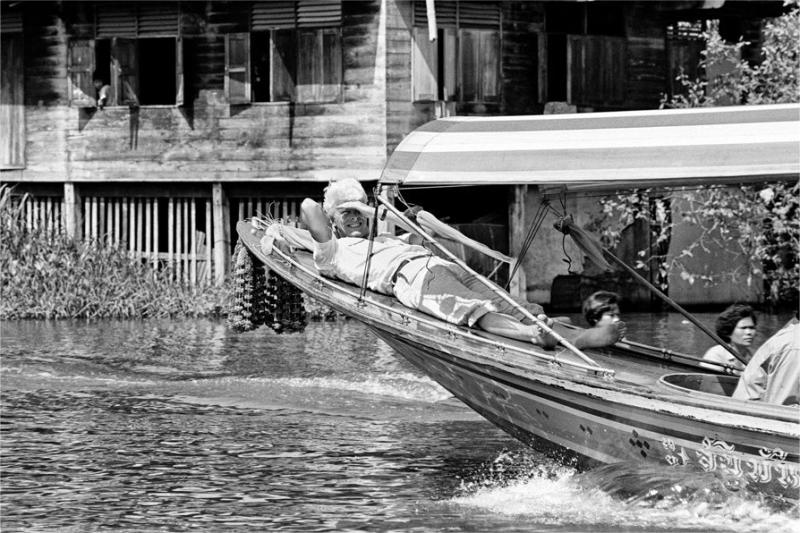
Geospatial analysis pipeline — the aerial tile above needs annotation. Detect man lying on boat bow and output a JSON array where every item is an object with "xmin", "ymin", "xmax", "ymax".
[{"xmin": 296, "ymin": 178, "xmax": 560, "ymax": 348}]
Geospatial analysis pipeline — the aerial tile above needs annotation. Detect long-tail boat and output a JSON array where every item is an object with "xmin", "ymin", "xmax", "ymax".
[{"xmin": 234, "ymin": 104, "xmax": 800, "ymax": 503}]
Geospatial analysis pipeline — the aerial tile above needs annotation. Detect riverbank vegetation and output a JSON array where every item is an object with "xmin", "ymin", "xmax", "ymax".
[
  {"xmin": 0, "ymin": 187, "xmax": 338, "ymax": 321},
  {"xmin": 595, "ymin": 6, "xmax": 799, "ymax": 308},
  {"xmin": 0, "ymin": 187, "xmax": 231, "ymax": 319}
]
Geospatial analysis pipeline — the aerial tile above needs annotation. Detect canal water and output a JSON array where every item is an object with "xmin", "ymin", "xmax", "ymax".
[{"xmin": 1, "ymin": 313, "xmax": 797, "ymax": 532}]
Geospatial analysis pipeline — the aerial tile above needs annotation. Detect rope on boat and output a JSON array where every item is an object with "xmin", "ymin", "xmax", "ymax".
[{"xmin": 228, "ymin": 237, "xmax": 307, "ymax": 334}]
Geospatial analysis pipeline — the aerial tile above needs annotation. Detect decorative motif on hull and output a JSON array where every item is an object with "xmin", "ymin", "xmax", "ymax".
[{"xmin": 660, "ymin": 436, "xmax": 800, "ymax": 489}]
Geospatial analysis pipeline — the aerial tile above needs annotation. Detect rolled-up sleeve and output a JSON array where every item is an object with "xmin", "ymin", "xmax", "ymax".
[{"xmin": 313, "ymin": 237, "xmax": 338, "ymax": 276}]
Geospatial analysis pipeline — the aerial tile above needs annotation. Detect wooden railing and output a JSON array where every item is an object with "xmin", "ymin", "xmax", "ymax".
[{"xmin": 9, "ymin": 185, "xmax": 304, "ymax": 287}]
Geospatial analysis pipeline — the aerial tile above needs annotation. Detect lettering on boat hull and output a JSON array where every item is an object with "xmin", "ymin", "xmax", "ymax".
[{"xmin": 661, "ymin": 436, "xmax": 800, "ymax": 490}]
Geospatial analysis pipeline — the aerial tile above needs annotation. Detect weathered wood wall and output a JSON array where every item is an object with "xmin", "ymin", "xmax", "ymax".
[
  {"xmin": 624, "ymin": 4, "xmax": 669, "ymax": 110},
  {"xmin": 7, "ymin": 1, "xmax": 387, "ymax": 184}
]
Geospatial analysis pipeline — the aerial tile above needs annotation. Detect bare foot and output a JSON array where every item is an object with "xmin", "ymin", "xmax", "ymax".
[
  {"xmin": 573, "ymin": 321, "xmax": 626, "ymax": 349},
  {"xmin": 530, "ymin": 314, "xmax": 558, "ymax": 349}
]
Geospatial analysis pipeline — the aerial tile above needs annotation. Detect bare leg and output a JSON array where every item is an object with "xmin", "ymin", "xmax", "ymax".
[{"xmin": 476, "ymin": 312, "xmax": 558, "ymax": 349}]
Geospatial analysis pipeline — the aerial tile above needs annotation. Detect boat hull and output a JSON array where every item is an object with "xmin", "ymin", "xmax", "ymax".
[
  {"xmin": 371, "ymin": 328, "xmax": 800, "ymax": 502},
  {"xmin": 235, "ymin": 220, "xmax": 800, "ymax": 503}
]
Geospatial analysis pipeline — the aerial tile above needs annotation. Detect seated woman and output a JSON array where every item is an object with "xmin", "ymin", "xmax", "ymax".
[{"xmin": 701, "ymin": 304, "xmax": 757, "ymax": 371}]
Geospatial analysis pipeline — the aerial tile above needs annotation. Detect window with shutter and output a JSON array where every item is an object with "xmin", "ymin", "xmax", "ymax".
[
  {"xmin": 412, "ymin": 26, "xmax": 437, "ymax": 101},
  {"xmin": 273, "ymin": 30, "xmax": 297, "ymax": 102},
  {"xmin": 68, "ymin": 39, "xmax": 96, "ymax": 107},
  {"xmin": 225, "ymin": 33, "xmax": 251, "ymax": 104},
  {"xmin": 412, "ymin": 1, "xmax": 500, "ymax": 104},
  {"xmin": 86, "ymin": 2, "xmax": 181, "ymax": 108},
  {"xmin": 547, "ymin": 2, "xmax": 627, "ymax": 108},
  {"xmin": 231, "ymin": 1, "xmax": 342, "ymax": 104}
]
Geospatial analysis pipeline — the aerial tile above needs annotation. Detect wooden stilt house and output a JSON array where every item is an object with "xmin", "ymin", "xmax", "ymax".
[{"xmin": 0, "ymin": 0, "xmax": 788, "ymax": 306}]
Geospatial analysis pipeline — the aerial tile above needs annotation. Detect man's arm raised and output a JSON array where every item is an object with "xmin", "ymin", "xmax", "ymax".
[{"xmin": 300, "ymin": 198, "xmax": 333, "ymax": 243}]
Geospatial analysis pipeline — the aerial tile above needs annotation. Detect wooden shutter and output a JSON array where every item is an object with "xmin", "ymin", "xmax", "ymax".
[
  {"xmin": 296, "ymin": 30, "xmax": 318, "ymax": 102},
  {"xmin": 460, "ymin": 29, "xmax": 477, "ymax": 101},
  {"xmin": 297, "ymin": 0, "xmax": 341, "ymax": 28},
  {"xmin": 1, "ymin": 33, "xmax": 25, "ymax": 169},
  {"xmin": 111, "ymin": 38, "xmax": 139, "ymax": 106},
  {"xmin": 442, "ymin": 28, "xmax": 457, "ymax": 101},
  {"xmin": 225, "ymin": 33, "xmax": 251, "ymax": 104},
  {"xmin": 567, "ymin": 35, "xmax": 583, "ymax": 104},
  {"xmin": 252, "ymin": 1, "xmax": 296, "ymax": 30},
  {"xmin": 96, "ymin": 3, "xmax": 137, "ymax": 38},
  {"xmin": 320, "ymin": 28, "xmax": 341, "ymax": 102},
  {"xmin": 458, "ymin": 2, "xmax": 500, "ymax": 28},
  {"xmin": 68, "ymin": 39, "xmax": 96, "ymax": 107},
  {"xmin": 479, "ymin": 30, "xmax": 500, "ymax": 101},
  {"xmin": 414, "ymin": 1, "xmax": 456, "ymax": 27},
  {"xmin": 412, "ymin": 26, "xmax": 437, "ymax": 101},
  {"xmin": 272, "ymin": 29, "xmax": 296, "ymax": 102},
  {"xmin": 1, "ymin": 9, "xmax": 22, "ymax": 33},
  {"xmin": 568, "ymin": 35, "xmax": 625, "ymax": 106},
  {"xmin": 138, "ymin": 3, "xmax": 179, "ymax": 36},
  {"xmin": 175, "ymin": 37, "xmax": 184, "ymax": 106}
]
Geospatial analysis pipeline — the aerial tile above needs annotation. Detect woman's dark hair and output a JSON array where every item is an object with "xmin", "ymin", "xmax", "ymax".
[
  {"xmin": 583, "ymin": 291, "xmax": 619, "ymax": 327},
  {"xmin": 714, "ymin": 304, "xmax": 757, "ymax": 342}
]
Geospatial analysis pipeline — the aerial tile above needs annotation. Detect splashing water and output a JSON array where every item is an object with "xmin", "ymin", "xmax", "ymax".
[{"xmin": 451, "ymin": 451, "xmax": 800, "ymax": 532}]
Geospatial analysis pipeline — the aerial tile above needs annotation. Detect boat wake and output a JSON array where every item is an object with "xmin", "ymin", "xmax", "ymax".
[
  {"xmin": 251, "ymin": 372, "xmax": 453, "ymax": 403},
  {"xmin": 450, "ymin": 451, "xmax": 800, "ymax": 532}
]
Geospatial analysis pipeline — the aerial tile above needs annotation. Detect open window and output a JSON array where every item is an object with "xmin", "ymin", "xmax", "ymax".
[
  {"xmin": 69, "ymin": 2, "xmax": 187, "ymax": 108},
  {"xmin": 225, "ymin": 1, "xmax": 342, "ymax": 105},
  {"xmin": 412, "ymin": 1, "xmax": 500, "ymax": 104}
]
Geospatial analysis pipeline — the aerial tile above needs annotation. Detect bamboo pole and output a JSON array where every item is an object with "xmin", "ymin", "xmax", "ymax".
[
  {"xmin": 136, "ymin": 198, "xmax": 143, "ymax": 257},
  {"xmin": 145, "ymin": 198, "xmax": 152, "ymax": 263},
  {"xmin": 153, "ymin": 198, "xmax": 159, "ymax": 268},
  {"xmin": 183, "ymin": 198, "xmax": 189, "ymax": 284},
  {"xmin": 45, "ymin": 198, "xmax": 52, "ymax": 235},
  {"xmin": 176, "ymin": 199, "xmax": 183, "ymax": 283},
  {"xmin": 83, "ymin": 197, "xmax": 90, "ymax": 241},
  {"xmin": 190, "ymin": 198, "xmax": 197, "ymax": 286},
  {"xmin": 168, "ymin": 198, "xmax": 175, "ymax": 280},
  {"xmin": 91, "ymin": 197, "xmax": 99, "ymax": 242},
  {"xmin": 32, "ymin": 198, "xmax": 39, "ymax": 231},
  {"xmin": 205, "ymin": 199, "xmax": 212, "ymax": 285},
  {"xmin": 121, "ymin": 198, "xmax": 128, "ymax": 249},
  {"xmin": 98, "ymin": 197, "xmax": 106, "ymax": 243},
  {"xmin": 114, "ymin": 199, "xmax": 121, "ymax": 246}
]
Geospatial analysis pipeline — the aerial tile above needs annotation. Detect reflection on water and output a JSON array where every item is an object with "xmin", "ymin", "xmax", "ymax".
[{"xmin": 1, "ymin": 315, "xmax": 797, "ymax": 532}]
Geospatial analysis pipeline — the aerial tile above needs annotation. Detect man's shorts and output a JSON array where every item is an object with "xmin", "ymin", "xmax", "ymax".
[{"xmin": 392, "ymin": 256, "xmax": 497, "ymax": 327}]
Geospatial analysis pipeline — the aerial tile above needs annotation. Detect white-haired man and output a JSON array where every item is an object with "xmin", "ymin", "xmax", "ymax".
[{"xmin": 300, "ymin": 179, "xmax": 559, "ymax": 348}]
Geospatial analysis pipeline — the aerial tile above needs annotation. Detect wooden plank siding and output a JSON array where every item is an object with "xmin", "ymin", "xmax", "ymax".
[
  {"xmin": 6, "ymin": 1, "xmax": 387, "ymax": 184},
  {"xmin": 0, "ymin": 0, "xmax": 783, "ymax": 297}
]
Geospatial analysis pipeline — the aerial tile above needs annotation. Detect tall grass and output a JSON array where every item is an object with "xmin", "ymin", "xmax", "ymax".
[{"xmin": 0, "ymin": 186, "xmax": 231, "ymax": 319}]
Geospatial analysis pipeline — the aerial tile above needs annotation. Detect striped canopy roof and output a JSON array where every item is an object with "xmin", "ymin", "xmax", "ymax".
[{"xmin": 380, "ymin": 104, "xmax": 800, "ymax": 191}]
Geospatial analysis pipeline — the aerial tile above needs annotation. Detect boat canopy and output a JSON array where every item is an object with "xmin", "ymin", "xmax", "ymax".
[{"xmin": 380, "ymin": 104, "xmax": 800, "ymax": 191}]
